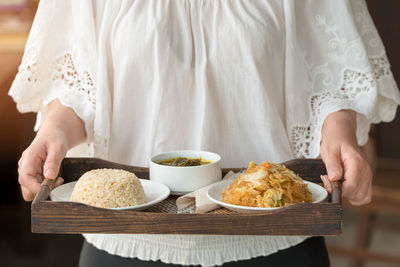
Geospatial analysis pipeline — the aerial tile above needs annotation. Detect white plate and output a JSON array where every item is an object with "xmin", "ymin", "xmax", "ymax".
[
  {"xmin": 207, "ymin": 179, "xmax": 328, "ymax": 213},
  {"xmin": 50, "ymin": 179, "xmax": 170, "ymax": 211},
  {"xmin": 170, "ymin": 190, "xmax": 192, "ymax": 196}
]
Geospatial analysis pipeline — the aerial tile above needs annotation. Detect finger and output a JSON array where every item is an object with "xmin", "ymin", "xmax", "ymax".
[
  {"xmin": 43, "ymin": 143, "xmax": 66, "ymax": 180},
  {"xmin": 320, "ymin": 175, "xmax": 332, "ymax": 193},
  {"xmin": 348, "ymin": 185, "xmax": 371, "ymax": 206},
  {"xmin": 353, "ymin": 178, "xmax": 371, "ymax": 204},
  {"xmin": 19, "ymin": 173, "xmax": 42, "ymax": 195},
  {"xmin": 348, "ymin": 165, "xmax": 372, "ymax": 205},
  {"xmin": 19, "ymin": 155, "xmax": 43, "ymax": 194},
  {"xmin": 18, "ymin": 156, "xmax": 23, "ymax": 169},
  {"xmin": 341, "ymin": 156, "xmax": 364, "ymax": 201},
  {"xmin": 21, "ymin": 185, "xmax": 36, "ymax": 202},
  {"xmin": 21, "ymin": 177, "xmax": 64, "ymax": 202},
  {"xmin": 321, "ymin": 145, "xmax": 343, "ymax": 181},
  {"xmin": 342, "ymin": 173, "xmax": 361, "ymax": 201},
  {"xmin": 18, "ymin": 150, "xmax": 28, "ymax": 170}
]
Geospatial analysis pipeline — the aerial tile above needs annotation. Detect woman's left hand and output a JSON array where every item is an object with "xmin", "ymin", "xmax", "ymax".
[{"xmin": 320, "ymin": 110, "xmax": 372, "ymax": 206}]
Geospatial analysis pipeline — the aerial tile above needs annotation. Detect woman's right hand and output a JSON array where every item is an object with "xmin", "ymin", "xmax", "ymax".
[
  {"xmin": 18, "ymin": 127, "xmax": 67, "ymax": 201},
  {"xmin": 17, "ymin": 99, "xmax": 87, "ymax": 201}
]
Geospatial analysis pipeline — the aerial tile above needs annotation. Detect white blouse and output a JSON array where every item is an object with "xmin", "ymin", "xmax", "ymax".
[{"xmin": 9, "ymin": 0, "xmax": 400, "ymax": 266}]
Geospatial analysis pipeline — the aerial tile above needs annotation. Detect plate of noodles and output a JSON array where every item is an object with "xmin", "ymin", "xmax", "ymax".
[{"xmin": 207, "ymin": 161, "xmax": 328, "ymax": 213}]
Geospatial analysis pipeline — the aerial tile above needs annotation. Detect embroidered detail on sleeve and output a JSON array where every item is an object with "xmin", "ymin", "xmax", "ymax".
[
  {"xmin": 15, "ymin": 49, "xmax": 96, "ymax": 111},
  {"xmin": 291, "ymin": 56, "xmax": 388, "ymax": 158},
  {"xmin": 290, "ymin": 2, "xmax": 397, "ymax": 158},
  {"xmin": 369, "ymin": 57, "xmax": 391, "ymax": 80},
  {"xmin": 13, "ymin": 49, "xmax": 102, "ymax": 157},
  {"xmin": 52, "ymin": 53, "xmax": 96, "ymax": 109}
]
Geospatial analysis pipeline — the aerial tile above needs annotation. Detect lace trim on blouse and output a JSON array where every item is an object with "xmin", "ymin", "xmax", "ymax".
[
  {"xmin": 17, "ymin": 49, "xmax": 95, "ymax": 109},
  {"xmin": 10, "ymin": 49, "xmax": 103, "ymax": 156},
  {"xmin": 291, "ymin": 55, "xmax": 391, "ymax": 158},
  {"xmin": 52, "ymin": 53, "xmax": 97, "ymax": 110},
  {"xmin": 289, "ymin": 3, "xmax": 400, "ymax": 158}
]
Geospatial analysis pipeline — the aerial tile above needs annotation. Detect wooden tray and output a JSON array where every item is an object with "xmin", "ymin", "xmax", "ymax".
[{"xmin": 31, "ymin": 158, "xmax": 342, "ymax": 235}]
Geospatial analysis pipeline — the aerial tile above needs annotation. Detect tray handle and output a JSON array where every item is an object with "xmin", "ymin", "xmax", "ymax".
[
  {"xmin": 32, "ymin": 163, "xmax": 64, "ymax": 204},
  {"xmin": 32, "ymin": 179, "xmax": 52, "ymax": 204},
  {"xmin": 330, "ymin": 180, "xmax": 342, "ymax": 205}
]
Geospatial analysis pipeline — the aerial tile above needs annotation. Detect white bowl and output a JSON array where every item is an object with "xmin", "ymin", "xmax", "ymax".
[{"xmin": 149, "ymin": 150, "xmax": 222, "ymax": 195}]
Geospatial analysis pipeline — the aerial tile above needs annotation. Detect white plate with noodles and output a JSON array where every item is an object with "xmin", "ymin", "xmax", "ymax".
[{"xmin": 207, "ymin": 179, "xmax": 328, "ymax": 213}]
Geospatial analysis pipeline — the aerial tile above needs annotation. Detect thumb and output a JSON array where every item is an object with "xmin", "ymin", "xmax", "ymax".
[
  {"xmin": 321, "ymin": 146, "xmax": 343, "ymax": 181},
  {"xmin": 43, "ymin": 143, "xmax": 66, "ymax": 180}
]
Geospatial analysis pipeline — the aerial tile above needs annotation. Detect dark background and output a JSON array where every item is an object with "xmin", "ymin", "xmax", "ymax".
[{"xmin": 0, "ymin": 1, "xmax": 399, "ymax": 266}]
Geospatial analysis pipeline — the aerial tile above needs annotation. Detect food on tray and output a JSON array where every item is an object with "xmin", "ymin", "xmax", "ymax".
[
  {"xmin": 158, "ymin": 157, "xmax": 212, "ymax": 166},
  {"xmin": 222, "ymin": 161, "xmax": 314, "ymax": 208},
  {"xmin": 70, "ymin": 169, "xmax": 147, "ymax": 208}
]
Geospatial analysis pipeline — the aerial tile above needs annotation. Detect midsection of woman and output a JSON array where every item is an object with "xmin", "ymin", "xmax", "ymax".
[
  {"xmin": 108, "ymin": 0, "xmax": 293, "ymax": 167},
  {"xmin": 87, "ymin": 1, "xmax": 305, "ymax": 266}
]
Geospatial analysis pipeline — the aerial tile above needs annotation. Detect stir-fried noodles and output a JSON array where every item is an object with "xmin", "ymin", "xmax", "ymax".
[{"xmin": 222, "ymin": 161, "xmax": 314, "ymax": 208}]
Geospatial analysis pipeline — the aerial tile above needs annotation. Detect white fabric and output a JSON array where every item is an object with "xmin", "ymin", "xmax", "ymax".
[{"xmin": 9, "ymin": 0, "xmax": 400, "ymax": 266}]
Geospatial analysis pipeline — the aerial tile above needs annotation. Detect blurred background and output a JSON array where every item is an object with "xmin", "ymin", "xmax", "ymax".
[{"xmin": 0, "ymin": 0, "xmax": 399, "ymax": 267}]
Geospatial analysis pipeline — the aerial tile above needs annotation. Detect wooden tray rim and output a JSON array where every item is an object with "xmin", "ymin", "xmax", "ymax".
[{"xmin": 31, "ymin": 157, "xmax": 342, "ymax": 235}]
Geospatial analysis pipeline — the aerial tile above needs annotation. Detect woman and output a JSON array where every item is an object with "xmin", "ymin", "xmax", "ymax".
[{"xmin": 10, "ymin": 0, "xmax": 400, "ymax": 266}]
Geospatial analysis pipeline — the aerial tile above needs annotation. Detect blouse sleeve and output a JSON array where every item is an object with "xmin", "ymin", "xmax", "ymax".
[
  {"xmin": 8, "ymin": 0, "xmax": 98, "ymax": 145},
  {"xmin": 284, "ymin": 0, "xmax": 400, "ymax": 158}
]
